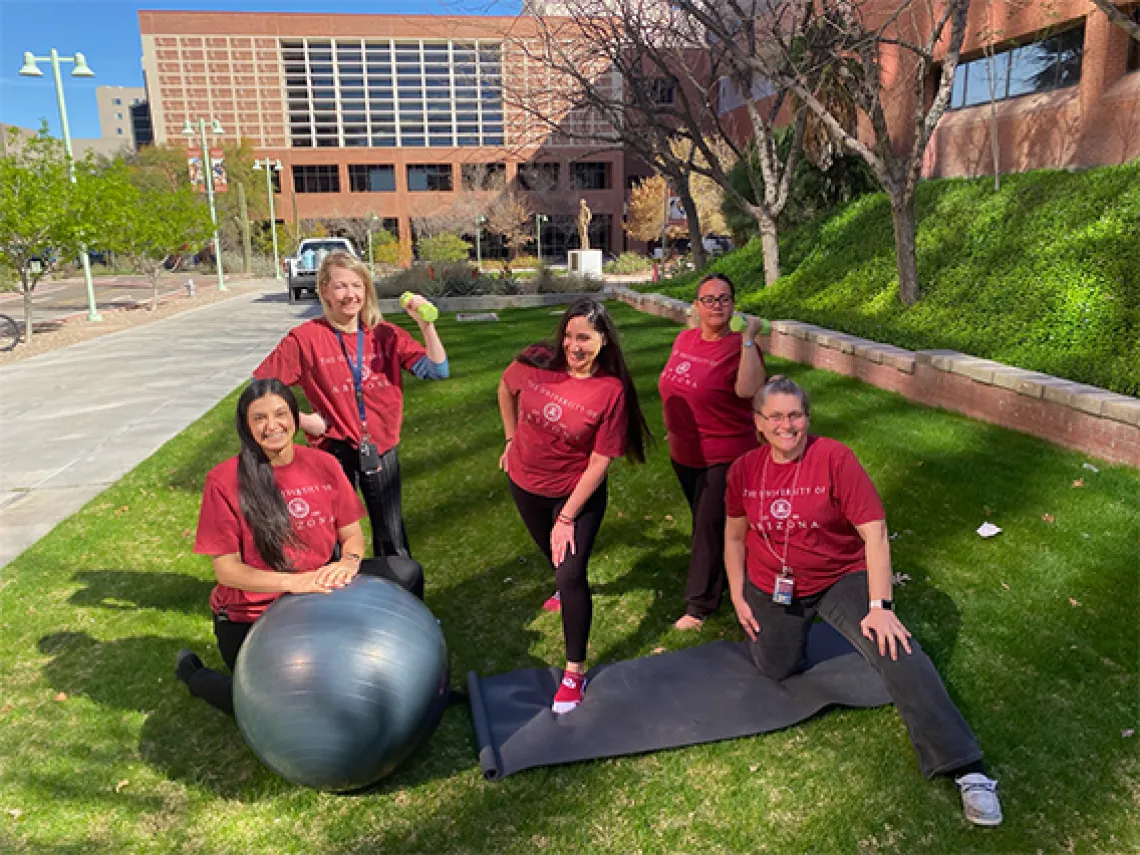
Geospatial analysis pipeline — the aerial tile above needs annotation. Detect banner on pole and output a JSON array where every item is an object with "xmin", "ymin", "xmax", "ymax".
[
  {"xmin": 188, "ymin": 149, "xmax": 228, "ymax": 192},
  {"xmin": 667, "ymin": 195, "xmax": 687, "ymax": 225}
]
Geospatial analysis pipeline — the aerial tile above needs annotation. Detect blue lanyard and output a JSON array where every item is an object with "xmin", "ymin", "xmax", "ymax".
[{"xmin": 336, "ymin": 328, "xmax": 368, "ymax": 428}]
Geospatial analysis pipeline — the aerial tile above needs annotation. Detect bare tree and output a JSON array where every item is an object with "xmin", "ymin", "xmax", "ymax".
[
  {"xmin": 484, "ymin": 189, "xmax": 534, "ymax": 255},
  {"xmin": 677, "ymin": 0, "xmax": 971, "ymax": 304}
]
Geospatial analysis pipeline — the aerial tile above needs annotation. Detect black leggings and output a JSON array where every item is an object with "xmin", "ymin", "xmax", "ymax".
[
  {"xmin": 184, "ymin": 557, "xmax": 423, "ymax": 715},
  {"xmin": 508, "ymin": 479, "xmax": 607, "ymax": 664},
  {"xmin": 323, "ymin": 439, "xmax": 411, "ymax": 559},
  {"xmin": 672, "ymin": 460, "xmax": 731, "ymax": 619}
]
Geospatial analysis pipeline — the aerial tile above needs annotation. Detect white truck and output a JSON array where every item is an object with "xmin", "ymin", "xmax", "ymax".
[{"xmin": 285, "ymin": 237, "xmax": 359, "ymax": 303}]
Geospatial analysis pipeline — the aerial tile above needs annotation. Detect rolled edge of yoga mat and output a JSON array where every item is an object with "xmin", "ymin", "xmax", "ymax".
[{"xmin": 467, "ymin": 669, "xmax": 504, "ymax": 780}]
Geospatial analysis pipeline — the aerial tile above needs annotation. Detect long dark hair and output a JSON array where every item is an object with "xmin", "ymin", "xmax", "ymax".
[
  {"xmin": 235, "ymin": 379, "xmax": 300, "ymax": 572},
  {"xmin": 516, "ymin": 298, "xmax": 651, "ymax": 463}
]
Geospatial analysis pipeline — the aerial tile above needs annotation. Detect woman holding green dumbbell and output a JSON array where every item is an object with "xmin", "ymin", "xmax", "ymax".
[
  {"xmin": 658, "ymin": 273, "xmax": 766, "ymax": 631},
  {"xmin": 254, "ymin": 251, "xmax": 448, "ymax": 561}
]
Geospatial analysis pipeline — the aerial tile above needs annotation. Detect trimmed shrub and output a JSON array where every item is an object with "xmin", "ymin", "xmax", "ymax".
[
  {"xmin": 418, "ymin": 233, "xmax": 472, "ymax": 263},
  {"xmin": 604, "ymin": 253, "xmax": 654, "ymax": 275}
]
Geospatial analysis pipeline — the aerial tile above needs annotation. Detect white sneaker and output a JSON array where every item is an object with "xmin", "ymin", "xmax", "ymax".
[{"xmin": 956, "ymin": 773, "xmax": 1003, "ymax": 827}]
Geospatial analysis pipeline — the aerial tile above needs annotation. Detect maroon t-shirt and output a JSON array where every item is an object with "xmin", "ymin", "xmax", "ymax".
[
  {"xmin": 659, "ymin": 327, "xmax": 761, "ymax": 467},
  {"xmin": 725, "ymin": 436, "xmax": 885, "ymax": 597},
  {"xmin": 194, "ymin": 445, "xmax": 366, "ymax": 622},
  {"xmin": 254, "ymin": 318, "xmax": 427, "ymax": 453},
  {"xmin": 503, "ymin": 360, "xmax": 627, "ymax": 497}
]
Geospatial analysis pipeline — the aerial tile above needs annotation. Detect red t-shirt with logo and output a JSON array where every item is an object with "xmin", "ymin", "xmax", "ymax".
[
  {"xmin": 724, "ymin": 436, "xmax": 885, "ymax": 597},
  {"xmin": 194, "ymin": 445, "xmax": 366, "ymax": 622},
  {"xmin": 503, "ymin": 359, "xmax": 627, "ymax": 498},
  {"xmin": 253, "ymin": 318, "xmax": 427, "ymax": 453},
  {"xmin": 659, "ymin": 327, "xmax": 762, "ymax": 468}
]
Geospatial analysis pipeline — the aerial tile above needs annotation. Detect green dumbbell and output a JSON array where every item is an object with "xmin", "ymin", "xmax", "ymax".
[
  {"xmin": 400, "ymin": 291, "xmax": 439, "ymax": 323},
  {"xmin": 730, "ymin": 314, "xmax": 772, "ymax": 335}
]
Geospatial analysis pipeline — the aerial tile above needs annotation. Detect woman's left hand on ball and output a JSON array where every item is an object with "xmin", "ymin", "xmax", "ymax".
[{"xmin": 315, "ymin": 561, "xmax": 358, "ymax": 589}]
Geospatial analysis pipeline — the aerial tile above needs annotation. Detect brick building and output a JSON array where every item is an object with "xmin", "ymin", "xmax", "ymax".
[{"xmin": 138, "ymin": 10, "xmax": 628, "ymax": 259}]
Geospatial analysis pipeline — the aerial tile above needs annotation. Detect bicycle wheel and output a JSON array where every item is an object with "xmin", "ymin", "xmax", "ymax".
[{"xmin": 0, "ymin": 314, "xmax": 20, "ymax": 352}]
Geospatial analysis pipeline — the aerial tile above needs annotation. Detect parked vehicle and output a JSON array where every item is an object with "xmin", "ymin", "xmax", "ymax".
[
  {"xmin": 703, "ymin": 235, "xmax": 734, "ymax": 256},
  {"xmin": 284, "ymin": 238, "xmax": 359, "ymax": 303}
]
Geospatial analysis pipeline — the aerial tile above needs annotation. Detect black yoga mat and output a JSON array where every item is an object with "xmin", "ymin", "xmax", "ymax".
[{"xmin": 468, "ymin": 623, "xmax": 892, "ymax": 780}]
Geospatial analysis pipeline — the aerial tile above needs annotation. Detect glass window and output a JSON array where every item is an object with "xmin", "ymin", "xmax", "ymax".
[
  {"xmin": 293, "ymin": 164, "xmax": 341, "ymax": 193},
  {"xmin": 349, "ymin": 164, "xmax": 396, "ymax": 192},
  {"xmin": 570, "ymin": 162, "xmax": 610, "ymax": 190},
  {"xmin": 517, "ymin": 162, "xmax": 560, "ymax": 191},
  {"xmin": 461, "ymin": 163, "xmax": 506, "ymax": 191},
  {"xmin": 407, "ymin": 164, "xmax": 453, "ymax": 191},
  {"xmin": 951, "ymin": 25, "xmax": 1084, "ymax": 109}
]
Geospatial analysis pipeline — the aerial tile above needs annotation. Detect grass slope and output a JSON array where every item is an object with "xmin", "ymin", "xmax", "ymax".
[
  {"xmin": 1, "ymin": 305, "xmax": 1137, "ymax": 854},
  {"xmin": 652, "ymin": 163, "xmax": 1140, "ymax": 396}
]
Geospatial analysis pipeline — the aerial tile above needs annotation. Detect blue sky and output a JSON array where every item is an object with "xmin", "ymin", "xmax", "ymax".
[{"xmin": 0, "ymin": 0, "xmax": 519, "ymax": 139}]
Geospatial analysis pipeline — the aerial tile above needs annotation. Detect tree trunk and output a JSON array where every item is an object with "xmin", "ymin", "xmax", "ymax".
[
  {"xmin": 757, "ymin": 212, "xmax": 780, "ymax": 286},
  {"xmin": 679, "ymin": 190, "xmax": 705, "ymax": 270},
  {"xmin": 22, "ymin": 281, "xmax": 33, "ymax": 343},
  {"xmin": 237, "ymin": 182, "xmax": 252, "ymax": 275},
  {"xmin": 890, "ymin": 198, "xmax": 920, "ymax": 306}
]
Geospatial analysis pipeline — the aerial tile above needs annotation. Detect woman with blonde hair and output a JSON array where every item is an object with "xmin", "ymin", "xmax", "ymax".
[{"xmin": 255, "ymin": 251, "xmax": 448, "ymax": 570}]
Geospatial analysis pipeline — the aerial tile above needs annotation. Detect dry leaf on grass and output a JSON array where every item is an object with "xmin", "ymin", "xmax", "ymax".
[
  {"xmin": 1069, "ymin": 598, "xmax": 1081, "ymax": 608},
  {"xmin": 53, "ymin": 692, "xmax": 67, "ymax": 702},
  {"xmin": 1001, "ymin": 582, "xmax": 1010, "ymax": 590},
  {"xmin": 651, "ymin": 647, "xmax": 667, "ymax": 655},
  {"xmin": 7, "ymin": 809, "xmax": 22, "ymax": 819},
  {"xmin": 115, "ymin": 780, "xmax": 130, "ymax": 793},
  {"xmin": 1042, "ymin": 514, "xmax": 1055, "ymax": 523},
  {"xmin": 664, "ymin": 514, "xmax": 674, "ymax": 521},
  {"xmin": 1072, "ymin": 479, "xmax": 1084, "ymax": 488}
]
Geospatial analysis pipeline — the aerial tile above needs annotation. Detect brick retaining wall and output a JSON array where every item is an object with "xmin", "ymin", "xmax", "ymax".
[{"xmin": 610, "ymin": 287, "xmax": 1140, "ymax": 467}]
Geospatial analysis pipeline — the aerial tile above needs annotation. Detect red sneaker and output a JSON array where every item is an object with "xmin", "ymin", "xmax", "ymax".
[
  {"xmin": 542, "ymin": 591, "xmax": 562, "ymax": 612},
  {"xmin": 552, "ymin": 670, "xmax": 587, "ymax": 714}
]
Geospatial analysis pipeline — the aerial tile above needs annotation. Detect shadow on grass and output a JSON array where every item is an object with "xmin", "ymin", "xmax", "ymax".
[{"xmin": 68, "ymin": 569, "xmax": 213, "ymax": 615}]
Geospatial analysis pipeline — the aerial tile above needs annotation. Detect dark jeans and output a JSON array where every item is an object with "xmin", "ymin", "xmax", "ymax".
[
  {"xmin": 743, "ymin": 571, "xmax": 983, "ymax": 778},
  {"xmin": 184, "ymin": 557, "xmax": 424, "ymax": 715},
  {"xmin": 508, "ymin": 478, "xmax": 608, "ymax": 664},
  {"xmin": 323, "ymin": 439, "xmax": 411, "ymax": 559},
  {"xmin": 672, "ymin": 459, "xmax": 730, "ymax": 619}
]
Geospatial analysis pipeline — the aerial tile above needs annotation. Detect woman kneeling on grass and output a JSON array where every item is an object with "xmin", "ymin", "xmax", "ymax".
[
  {"xmin": 175, "ymin": 378, "xmax": 422, "ymax": 715},
  {"xmin": 498, "ymin": 298, "xmax": 650, "ymax": 714},
  {"xmin": 724, "ymin": 375, "xmax": 1003, "ymax": 827}
]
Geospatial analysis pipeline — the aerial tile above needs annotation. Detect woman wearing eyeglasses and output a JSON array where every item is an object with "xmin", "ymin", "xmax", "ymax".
[
  {"xmin": 724, "ymin": 375, "xmax": 1003, "ymax": 827},
  {"xmin": 658, "ymin": 273, "xmax": 766, "ymax": 630}
]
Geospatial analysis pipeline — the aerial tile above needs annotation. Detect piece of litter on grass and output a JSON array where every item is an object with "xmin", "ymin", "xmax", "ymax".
[
  {"xmin": 891, "ymin": 572, "xmax": 911, "ymax": 586},
  {"xmin": 53, "ymin": 692, "xmax": 67, "ymax": 702},
  {"xmin": 1069, "ymin": 597, "xmax": 1081, "ymax": 608},
  {"xmin": 114, "ymin": 780, "xmax": 129, "ymax": 793},
  {"xmin": 7, "ymin": 809, "xmax": 22, "ymax": 819},
  {"xmin": 1082, "ymin": 463, "xmax": 1099, "ymax": 473},
  {"xmin": 651, "ymin": 647, "xmax": 667, "ymax": 655},
  {"xmin": 616, "ymin": 511, "xmax": 624, "ymax": 518},
  {"xmin": 976, "ymin": 522, "xmax": 1002, "ymax": 538},
  {"xmin": 502, "ymin": 577, "xmax": 512, "ymax": 584},
  {"xmin": 1123, "ymin": 729, "xmax": 1135, "ymax": 738},
  {"xmin": 664, "ymin": 514, "xmax": 674, "ymax": 521},
  {"xmin": 1072, "ymin": 478, "xmax": 1085, "ymax": 488},
  {"xmin": 1042, "ymin": 513, "xmax": 1055, "ymax": 523},
  {"xmin": 1001, "ymin": 582, "xmax": 1010, "ymax": 590},
  {"xmin": 749, "ymin": 764, "xmax": 760, "ymax": 772},
  {"xmin": 888, "ymin": 532, "xmax": 899, "ymax": 541}
]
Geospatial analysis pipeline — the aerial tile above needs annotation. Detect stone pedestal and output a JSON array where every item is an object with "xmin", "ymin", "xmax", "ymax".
[{"xmin": 567, "ymin": 249, "xmax": 603, "ymax": 279}]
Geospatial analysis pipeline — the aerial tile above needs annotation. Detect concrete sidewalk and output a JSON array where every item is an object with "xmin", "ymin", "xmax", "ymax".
[{"xmin": 0, "ymin": 284, "xmax": 319, "ymax": 568}]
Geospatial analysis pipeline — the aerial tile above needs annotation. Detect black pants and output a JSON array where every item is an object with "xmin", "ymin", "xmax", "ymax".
[
  {"xmin": 744, "ymin": 572, "xmax": 983, "ymax": 778},
  {"xmin": 672, "ymin": 460, "xmax": 731, "ymax": 620},
  {"xmin": 184, "ymin": 557, "xmax": 424, "ymax": 715},
  {"xmin": 508, "ymin": 479, "xmax": 607, "ymax": 664},
  {"xmin": 323, "ymin": 439, "xmax": 411, "ymax": 559}
]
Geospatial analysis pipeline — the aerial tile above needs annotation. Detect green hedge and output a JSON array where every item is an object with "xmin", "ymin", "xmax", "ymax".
[{"xmin": 647, "ymin": 163, "xmax": 1140, "ymax": 396}]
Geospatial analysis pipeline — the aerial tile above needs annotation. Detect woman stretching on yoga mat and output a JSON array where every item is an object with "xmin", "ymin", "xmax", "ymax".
[
  {"xmin": 175, "ymin": 378, "xmax": 422, "ymax": 715},
  {"xmin": 497, "ymin": 298, "xmax": 650, "ymax": 713},
  {"xmin": 724, "ymin": 375, "xmax": 1003, "ymax": 827}
]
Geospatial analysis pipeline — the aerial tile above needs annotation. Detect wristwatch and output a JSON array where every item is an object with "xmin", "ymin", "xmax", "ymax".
[{"xmin": 869, "ymin": 599, "xmax": 893, "ymax": 610}]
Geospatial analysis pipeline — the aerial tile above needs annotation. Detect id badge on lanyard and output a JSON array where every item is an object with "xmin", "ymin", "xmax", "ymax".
[
  {"xmin": 338, "ymin": 328, "xmax": 382, "ymax": 474},
  {"xmin": 772, "ymin": 568, "xmax": 795, "ymax": 605}
]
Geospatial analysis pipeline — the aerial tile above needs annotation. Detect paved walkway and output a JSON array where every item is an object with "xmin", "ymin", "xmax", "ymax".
[{"xmin": 0, "ymin": 284, "xmax": 318, "ymax": 568}]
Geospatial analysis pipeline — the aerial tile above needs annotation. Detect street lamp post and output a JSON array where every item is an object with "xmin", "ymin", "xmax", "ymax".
[
  {"xmin": 182, "ymin": 118, "xmax": 226, "ymax": 292},
  {"xmin": 366, "ymin": 213, "xmax": 379, "ymax": 282},
  {"xmin": 474, "ymin": 214, "xmax": 486, "ymax": 272},
  {"xmin": 252, "ymin": 157, "xmax": 283, "ymax": 281},
  {"xmin": 19, "ymin": 49, "xmax": 101, "ymax": 322},
  {"xmin": 535, "ymin": 213, "xmax": 548, "ymax": 265}
]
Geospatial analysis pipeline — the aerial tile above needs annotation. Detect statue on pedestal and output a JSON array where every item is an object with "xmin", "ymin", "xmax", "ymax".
[{"xmin": 577, "ymin": 199, "xmax": 592, "ymax": 251}]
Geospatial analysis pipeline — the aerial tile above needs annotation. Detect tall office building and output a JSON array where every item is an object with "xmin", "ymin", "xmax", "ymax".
[
  {"xmin": 96, "ymin": 86, "xmax": 153, "ymax": 150},
  {"xmin": 138, "ymin": 11, "xmax": 628, "ymax": 257}
]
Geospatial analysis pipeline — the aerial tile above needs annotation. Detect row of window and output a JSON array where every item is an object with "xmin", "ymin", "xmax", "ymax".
[
  {"xmin": 292, "ymin": 162, "xmax": 614, "ymax": 194},
  {"xmin": 949, "ymin": 26, "xmax": 1084, "ymax": 110},
  {"xmin": 281, "ymin": 38, "xmax": 504, "ymax": 149}
]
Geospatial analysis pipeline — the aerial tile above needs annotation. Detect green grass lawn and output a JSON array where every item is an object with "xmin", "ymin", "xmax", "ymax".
[
  {"xmin": 651, "ymin": 163, "xmax": 1140, "ymax": 396},
  {"xmin": 2, "ymin": 304, "xmax": 1137, "ymax": 854}
]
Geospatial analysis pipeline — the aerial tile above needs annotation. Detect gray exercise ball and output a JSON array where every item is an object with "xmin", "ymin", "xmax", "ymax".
[{"xmin": 233, "ymin": 575, "xmax": 448, "ymax": 792}]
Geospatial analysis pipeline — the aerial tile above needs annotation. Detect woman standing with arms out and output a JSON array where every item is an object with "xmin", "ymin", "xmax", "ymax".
[
  {"xmin": 176, "ymin": 379, "xmax": 423, "ymax": 715},
  {"xmin": 725, "ymin": 376, "xmax": 1002, "ymax": 827},
  {"xmin": 659, "ymin": 274, "xmax": 766, "ymax": 630},
  {"xmin": 498, "ymin": 299, "xmax": 650, "ymax": 713},
  {"xmin": 254, "ymin": 252, "xmax": 448, "ymax": 563}
]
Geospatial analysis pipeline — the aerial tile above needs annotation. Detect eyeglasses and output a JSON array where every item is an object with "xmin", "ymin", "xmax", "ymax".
[
  {"xmin": 697, "ymin": 295, "xmax": 733, "ymax": 307},
  {"xmin": 758, "ymin": 411, "xmax": 807, "ymax": 425}
]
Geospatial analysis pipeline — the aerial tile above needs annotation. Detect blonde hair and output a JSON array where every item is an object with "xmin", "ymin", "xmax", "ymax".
[{"xmin": 317, "ymin": 251, "xmax": 381, "ymax": 329}]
